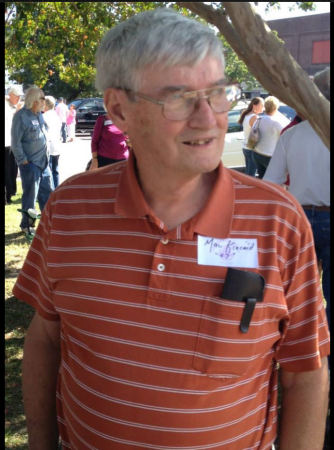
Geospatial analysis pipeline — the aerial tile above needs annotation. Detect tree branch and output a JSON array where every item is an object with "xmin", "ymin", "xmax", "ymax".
[{"xmin": 177, "ymin": 2, "xmax": 329, "ymax": 149}]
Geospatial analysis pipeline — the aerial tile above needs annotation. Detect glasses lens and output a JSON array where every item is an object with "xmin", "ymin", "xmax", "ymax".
[
  {"xmin": 163, "ymin": 94, "xmax": 193, "ymax": 121},
  {"xmin": 162, "ymin": 85, "xmax": 241, "ymax": 120},
  {"xmin": 209, "ymin": 85, "xmax": 241, "ymax": 113}
]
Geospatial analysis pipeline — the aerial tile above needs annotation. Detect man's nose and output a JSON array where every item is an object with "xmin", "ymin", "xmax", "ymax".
[{"xmin": 187, "ymin": 97, "xmax": 217, "ymax": 127}]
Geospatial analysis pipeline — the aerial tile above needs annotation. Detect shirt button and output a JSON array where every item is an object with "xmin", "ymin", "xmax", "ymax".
[
  {"xmin": 161, "ymin": 237, "xmax": 169, "ymax": 245},
  {"xmin": 157, "ymin": 263, "xmax": 165, "ymax": 272}
]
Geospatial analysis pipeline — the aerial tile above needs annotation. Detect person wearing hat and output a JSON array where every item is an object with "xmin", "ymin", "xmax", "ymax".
[{"xmin": 5, "ymin": 85, "xmax": 23, "ymax": 204}]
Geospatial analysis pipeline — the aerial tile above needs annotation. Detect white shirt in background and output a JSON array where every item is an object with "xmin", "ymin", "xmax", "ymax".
[
  {"xmin": 55, "ymin": 102, "xmax": 68, "ymax": 123},
  {"xmin": 254, "ymin": 111, "xmax": 290, "ymax": 157},
  {"xmin": 43, "ymin": 109, "xmax": 62, "ymax": 156},
  {"xmin": 5, "ymin": 97, "xmax": 18, "ymax": 147},
  {"xmin": 263, "ymin": 120, "xmax": 330, "ymax": 206}
]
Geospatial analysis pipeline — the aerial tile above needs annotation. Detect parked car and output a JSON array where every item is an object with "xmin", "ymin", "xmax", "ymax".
[
  {"xmin": 223, "ymin": 102, "xmax": 296, "ymax": 171},
  {"xmin": 70, "ymin": 97, "xmax": 105, "ymax": 133},
  {"xmin": 222, "ymin": 101, "xmax": 247, "ymax": 170},
  {"xmin": 276, "ymin": 104, "xmax": 296, "ymax": 121}
]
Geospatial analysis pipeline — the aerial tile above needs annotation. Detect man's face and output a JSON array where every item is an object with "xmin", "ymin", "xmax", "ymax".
[
  {"xmin": 32, "ymin": 92, "xmax": 45, "ymax": 113},
  {"xmin": 113, "ymin": 56, "xmax": 228, "ymax": 181},
  {"xmin": 9, "ymin": 93, "xmax": 20, "ymax": 106}
]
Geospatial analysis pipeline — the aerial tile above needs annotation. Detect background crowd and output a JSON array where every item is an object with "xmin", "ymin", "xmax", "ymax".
[{"xmin": 5, "ymin": 86, "xmax": 130, "ymax": 237}]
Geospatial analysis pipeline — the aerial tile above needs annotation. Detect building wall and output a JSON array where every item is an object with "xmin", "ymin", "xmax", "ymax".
[{"xmin": 267, "ymin": 13, "xmax": 330, "ymax": 76}]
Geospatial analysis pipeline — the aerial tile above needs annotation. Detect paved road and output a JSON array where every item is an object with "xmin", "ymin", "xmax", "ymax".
[{"xmin": 58, "ymin": 133, "xmax": 92, "ymax": 185}]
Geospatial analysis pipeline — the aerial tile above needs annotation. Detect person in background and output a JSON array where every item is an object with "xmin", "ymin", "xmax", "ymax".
[
  {"xmin": 55, "ymin": 97, "xmax": 68, "ymax": 143},
  {"xmin": 278, "ymin": 112, "xmax": 304, "ymax": 187},
  {"xmin": 263, "ymin": 67, "xmax": 330, "ymax": 331},
  {"xmin": 14, "ymin": 9, "xmax": 329, "ymax": 450},
  {"xmin": 89, "ymin": 110, "xmax": 129, "ymax": 170},
  {"xmin": 5, "ymin": 85, "xmax": 24, "ymax": 204},
  {"xmin": 238, "ymin": 96, "xmax": 264, "ymax": 176},
  {"xmin": 66, "ymin": 104, "xmax": 76, "ymax": 142},
  {"xmin": 43, "ymin": 96, "xmax": 62, "ymax": 188},
  {"xmin": 252, "ymin": 96, "xmax": 290, "ymax": 178},
  {"xmin": 11, "ymin": 86, "xmax": 54, "ymax": 236}
]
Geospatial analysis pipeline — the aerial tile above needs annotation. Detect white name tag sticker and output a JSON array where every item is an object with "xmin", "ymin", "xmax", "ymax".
[
  {"xmin": 104, "ymin": 120, "xmax": 113, "ymax": 126},
  {"xmin": 198, "ymin": 236, "xmax": 258, "ymax": 268},
  {"xmin": 32, "ymin": 120, "xmax": 39, "ymax": 125}
]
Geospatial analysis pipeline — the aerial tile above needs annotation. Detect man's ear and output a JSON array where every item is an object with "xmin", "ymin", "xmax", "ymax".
[{"xmin": 103, "ymin": 88, "xmax": 130, "ymax": 133}]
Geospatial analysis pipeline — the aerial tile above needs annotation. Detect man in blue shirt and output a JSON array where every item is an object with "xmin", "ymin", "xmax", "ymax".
[{"xmin": 11, "ymin": 85, "xmax": 54, "ymax": 236}]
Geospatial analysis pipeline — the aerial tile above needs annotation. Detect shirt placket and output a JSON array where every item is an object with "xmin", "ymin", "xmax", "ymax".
[{"xmin": 147, "ymin": 224, "xmax": 185, "ymax": 302}]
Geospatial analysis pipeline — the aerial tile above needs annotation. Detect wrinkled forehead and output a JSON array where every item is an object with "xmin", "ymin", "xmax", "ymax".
[{"xmin": 137, "ymin": 56, "xmax": 225, "ymax": 92}]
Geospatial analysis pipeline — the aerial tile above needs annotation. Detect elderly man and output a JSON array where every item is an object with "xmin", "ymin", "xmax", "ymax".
[
  {"xmin": 11, "ymin": 85, "xmax": 54, "ymax": 236},
  {"xmin": 5, "ymin": 85, "xmax": 23, "ymax": 204},
  {"xmin": 14, "ymin": 9, "xmax": 329, "ymax": 450}
]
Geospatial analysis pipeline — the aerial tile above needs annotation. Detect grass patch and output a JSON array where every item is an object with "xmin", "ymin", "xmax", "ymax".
[{"xmin": 5, "ymin": 182, "xmax": 34, "ymax": 449}]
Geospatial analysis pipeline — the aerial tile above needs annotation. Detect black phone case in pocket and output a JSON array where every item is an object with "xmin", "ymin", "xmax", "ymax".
[{"xmin": 221, "ymin": 268, "xmax": 265, "ymax": 333}]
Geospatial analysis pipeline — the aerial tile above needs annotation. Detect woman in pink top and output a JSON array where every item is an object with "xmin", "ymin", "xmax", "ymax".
[
  {"xmin": 89, "ymin": 113, "xmax": 129, "ymax": 170},
  {"xmin": 66, "ymin": 104, "xmax": 76, "ymax": 142}
]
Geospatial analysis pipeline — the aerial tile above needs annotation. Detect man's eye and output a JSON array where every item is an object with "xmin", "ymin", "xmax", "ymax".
[
  {"xmin": 169, "ymin": 92, "xmax": 186, "ymax": 101},
  {"xmin": 167, "ymin": 93, "xmax": 188, "ymax": 108},
  {"xmin": 210, "ymin": 87, "xmax": 224, "ymax": 97}
]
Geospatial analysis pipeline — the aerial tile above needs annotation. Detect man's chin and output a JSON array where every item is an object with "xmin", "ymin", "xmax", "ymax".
[{"xmin": 189, "ymin": 156, "xmax": 221, "ymax": 177}]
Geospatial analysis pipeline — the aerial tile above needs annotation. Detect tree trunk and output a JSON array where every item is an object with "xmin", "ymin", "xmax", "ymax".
[{"xmin": 178, "ymin": 2, "xmax": 329, "ymax": 150}]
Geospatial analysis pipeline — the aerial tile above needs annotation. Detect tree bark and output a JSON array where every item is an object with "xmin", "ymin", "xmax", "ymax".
[{"xmin": 178, "ymin": 2, "xmax": 329, "ymax": 150}]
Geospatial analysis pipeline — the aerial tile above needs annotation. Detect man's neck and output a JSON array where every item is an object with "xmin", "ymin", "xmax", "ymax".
[{"xmin": 138, "ymin": 167, "xmax": 218, "ymax": 230}]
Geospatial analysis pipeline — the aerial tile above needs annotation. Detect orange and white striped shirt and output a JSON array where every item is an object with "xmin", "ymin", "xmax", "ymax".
[{"xmin": 14, "ymin": 153, "xmax": 329, "ymax": 449}]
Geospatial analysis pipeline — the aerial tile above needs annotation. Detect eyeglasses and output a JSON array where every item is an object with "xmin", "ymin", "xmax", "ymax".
[{"xmin": 124, "ymin": 84, "xmax": 241, "ymax": 121}]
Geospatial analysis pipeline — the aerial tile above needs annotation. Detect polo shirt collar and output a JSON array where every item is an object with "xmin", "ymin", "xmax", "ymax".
[
  {"xmin": 115, "ymin": 151, "xmax": 153, "ymax": 219},
  {"xmin": 115, "ymin": 151, "xmax": 235, "ymax": 239}
]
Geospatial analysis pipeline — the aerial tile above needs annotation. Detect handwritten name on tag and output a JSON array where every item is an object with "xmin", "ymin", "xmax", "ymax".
[{"xmin": 198, "ymin": 236, "xmax": 258, "ymax": 268}]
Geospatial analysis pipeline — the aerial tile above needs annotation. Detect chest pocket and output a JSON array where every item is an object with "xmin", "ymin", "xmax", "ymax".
[{"xmin": 192, "ymin": 296, "xmax": 276, "ymax": 378}]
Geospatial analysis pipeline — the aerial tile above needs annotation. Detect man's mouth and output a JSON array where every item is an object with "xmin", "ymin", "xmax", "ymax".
[{"xmin": 183, "ymin": 138, "xmax": 214, "ymax": 146}]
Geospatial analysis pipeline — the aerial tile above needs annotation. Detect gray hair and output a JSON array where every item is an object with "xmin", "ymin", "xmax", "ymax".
[
  {"xmin": 313, "ymin": 67, "xmax": 330, "ymax": 101},
  {"xmin": 95, "ymin": 8, "xmax": 225, "ymax": 92},
  {"xmin": 24, "ymin": 86, "xmax": 44, "ymax": 109},
  {"xmin": 45, "ymin": 95, "xmax": 56, "ymax": 110}
]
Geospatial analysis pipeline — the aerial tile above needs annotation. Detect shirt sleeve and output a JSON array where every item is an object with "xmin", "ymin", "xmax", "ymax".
[
  {"xmin": 91, "ymin": 115, "xmax": 104, "ymax": 154},
  {"xmin": 12, "ymin": 194, "xmax": 60, "ymax": 321},
  {"xmin": 274, "ymin": 200, "xmax": 330, "ymax": 371},
  {"xmin": 11, "ymin": 111, "xmax": 28, "ymax": 166}
]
